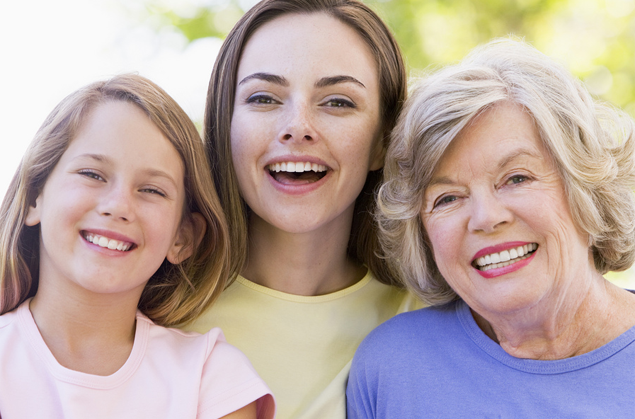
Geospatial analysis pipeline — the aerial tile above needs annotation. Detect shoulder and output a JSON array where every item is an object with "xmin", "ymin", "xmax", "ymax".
[
  {"xmin": 198, "ymin": 330, "xmax": 276, "ymax": 419},
  {"xmin": 138, "ymin": 313, "xmax": 228, "ymax": 364},
  {"xmin": 357, "ymin": 302, "xmax": 459, "ymax": 354},
  {"xmin": 0, "ymin": 309, "xmax": 18, "ymax": 330},
  {"xmin": 0, "ymin": 301, "xmax": 28, "ymax": 335},
  {"xmin": 347, "ymin": 302, "xmax": 463, "ymax": 416},
  {"xmin": 0, "ymin": 308, "xmax": 20, "ymax": 350},
  {"xmin": 350, "ymin": 302, "xmax": 462, "ymax": 381}
]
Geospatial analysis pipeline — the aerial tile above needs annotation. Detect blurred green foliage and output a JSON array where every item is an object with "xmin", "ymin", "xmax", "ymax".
[
  {"xmin": 142, "ymin": 0, "xmax": 635, "ymax": 116},
  {"xmin": 137, "ymin": 0, "xmax": 635, "ymax": 286}
]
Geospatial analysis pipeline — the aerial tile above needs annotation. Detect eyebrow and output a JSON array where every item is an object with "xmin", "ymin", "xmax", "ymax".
[
  {"xmin": 238, "ymin": 72, "xmax": 289, "ymax": 86},
  {"xmin": 314, "ymin": 75, "xmax": 366, "ymax": 89},
  {"xmin": 76, "ymin": 153, "xmax": 107, "ymax": 162},
  {"xmin": 237, "ymin": 73, "xmax": 366, "ymax": 89},
  {"xmin": 426, "ymin": 148, "xmax": 543, "ymax": 189},
  {"xmin": 496, "ymin": 149, "xmax": 542, "ymax": 169}
]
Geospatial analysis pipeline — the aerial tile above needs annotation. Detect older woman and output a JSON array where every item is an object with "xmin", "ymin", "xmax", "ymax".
[{"xmin": 347, "ymin": 39, "xmax": 635, "ymax": 418}]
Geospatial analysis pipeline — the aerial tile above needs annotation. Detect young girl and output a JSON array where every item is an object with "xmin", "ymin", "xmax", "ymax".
[{"xmin": 0, "ymin": 74, "xmax": 275, "ymax": 419}]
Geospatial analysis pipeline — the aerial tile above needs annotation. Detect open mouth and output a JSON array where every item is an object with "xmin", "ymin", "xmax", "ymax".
[
  {"xmin": 473, "ymin": 243, "xmax": 538, "ymax": 272},
  {"xmin": 268, "ymin": 161, "xmax": 328, "ymax": 185},
  {"xmin": 82, "ymin": 231, "xmax": 135, "ymax": 252}
]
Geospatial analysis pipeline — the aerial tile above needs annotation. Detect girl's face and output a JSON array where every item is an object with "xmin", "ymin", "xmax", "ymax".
[
  {"xmin": 231, "ymin": 12, "xmax": 383, "ymax": 235},
  {"xmin": 26, "ymin": 101, "xmax": 191, "ymax": 299}
]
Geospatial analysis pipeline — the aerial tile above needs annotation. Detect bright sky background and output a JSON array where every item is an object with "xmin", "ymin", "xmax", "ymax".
[{"xmin": 0, "ymin": 0, "xmax": 239, "ymax": 201}]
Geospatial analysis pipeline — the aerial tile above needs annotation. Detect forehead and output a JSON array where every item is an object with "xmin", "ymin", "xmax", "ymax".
[
  {"xmin": 62, "ymin": 101, "xmax": 183, "ymax": 173},
  {"xmin": 237, "ymin": 12, "xmax": 378, "ymax": 88},
  {"xmin": 439, "ymin": 103, "xmax": 545, "ymax": 169}
]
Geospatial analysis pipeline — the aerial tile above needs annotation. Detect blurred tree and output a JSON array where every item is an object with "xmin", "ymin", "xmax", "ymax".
[
  {"xmin": 138, "ymin": 0, "xmax": 635, "ymax": 115},
  {"xmin": 134, "ymin": 0, "xmax": 635, "ymax": 285}
]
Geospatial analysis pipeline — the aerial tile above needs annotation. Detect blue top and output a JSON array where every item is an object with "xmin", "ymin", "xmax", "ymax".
[{"xmin": 347, "ymin": 300, "xmax": 635, "ymax": 418}]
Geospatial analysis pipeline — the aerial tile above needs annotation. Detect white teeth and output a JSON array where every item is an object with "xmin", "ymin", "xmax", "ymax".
[
  {"xmin": 84, "ymin": 233, "xmax": 133, "ymax": 252},
  {"xmin": 475, "ymin": 243, "xmax": 537, "ymax": 270},
  {"xmin": 268, "ymin": 162, "xmax": 327, "ymax": 173}
]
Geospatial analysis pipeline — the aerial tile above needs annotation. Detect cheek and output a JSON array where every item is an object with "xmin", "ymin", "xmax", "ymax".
[
  {"xmin": 144, "ymin": 205, "xmax": 182, "ymax": 244},
  {"xmin": 424, "ymin": 217, "xmax": 460, "ymax": 272}
]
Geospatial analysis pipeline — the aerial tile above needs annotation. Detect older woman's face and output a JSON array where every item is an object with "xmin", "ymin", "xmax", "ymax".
[{"xmin": 420, "ymin": 102, "xmax": 592, "ymax": 317}]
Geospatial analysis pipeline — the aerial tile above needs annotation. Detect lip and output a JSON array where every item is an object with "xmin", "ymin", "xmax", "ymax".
[
  {"xmin": 265, "ymin": 154, "xmax": 332, "ymax": 195},
  {"xmin": 472, "ymin": 241, "xmax": 533, "ymax": 262},
  {"xmin": 81, "ymin": 228, "xmax": 137, "ymax": 254},
  {"xmin": 474, "ymin": 250, "xmax": 536, "ymax": 279}
]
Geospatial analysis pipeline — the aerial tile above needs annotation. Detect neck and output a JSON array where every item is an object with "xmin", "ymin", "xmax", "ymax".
[
  {"xmin": 473, "ymin": 275, "xmax": 635, "ymax": 360},
  {"xmin": 30, "ymin": 278, "xmax": 143, "ymax": 375},
  {"xmin": 242, "ymin": 211, "xmax": 367, "ymax": 296}
]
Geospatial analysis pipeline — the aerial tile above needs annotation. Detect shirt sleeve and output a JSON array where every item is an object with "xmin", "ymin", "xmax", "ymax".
[
  {"xmin": 346, "ymin": 344, "xmax": 378, "ymax": 419},
  {"xmin": 197, "ymin": 329, "xmax": 275, "ymax": 419}
]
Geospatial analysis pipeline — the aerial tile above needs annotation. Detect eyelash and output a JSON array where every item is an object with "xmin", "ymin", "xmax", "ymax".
[
  {"xmin": 431, "ymin": 174, "xmax": 531, "ymax": 209},
  {"xmin": 78, "ymin": 169, "xmax": 104, "ymax": 181},
  {"xmin": 246, "ymin": 94, "xmax": 278, "ymax": 105},
  {"xmin": 140, "ymin": 187, "xmax": 167, "ymax": 197},
  {"xmin": 432, "ymin": 194, "xmax": 458, "ymax": 209},
  {"xmin": 322, "ymin": 98, "xmax": 356, "ymax": 108},
  {"xmin": 245, "ymin": 94, "xmax": 356, "ymax": 110},
  {"xmin": 79, "ymin": 170, "xmax": 167, "ymax": 197},
  {"xmin": 506, "ymin": 174, "xmax": 529, "ymax": 185}
]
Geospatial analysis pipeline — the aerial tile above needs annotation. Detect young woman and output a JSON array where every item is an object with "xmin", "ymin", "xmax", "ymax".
[{"xmin": 183, "ymin": 1, "xmax": 419, "ymax": 418}]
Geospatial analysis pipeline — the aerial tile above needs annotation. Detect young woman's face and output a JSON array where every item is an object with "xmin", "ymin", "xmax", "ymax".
[
  {"xmin": 26, "ymin": 101, "xmax": 189, "ymax": 298},
  {"xmin": 231, "ymin": 12, "xmax": 383, "ymax": 235}
]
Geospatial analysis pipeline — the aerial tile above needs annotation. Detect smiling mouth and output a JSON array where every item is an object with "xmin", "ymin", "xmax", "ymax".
[
  {"xmin": 268, "ymin": 161, "xmax": 328, "ymax": 185},
  {"xmin": 473, "ymin": 243, "xmax": 538, "ymax": 271},
  {"xmin": 82, "ymin": 231, "xmax": 135, "ymax": 252}
]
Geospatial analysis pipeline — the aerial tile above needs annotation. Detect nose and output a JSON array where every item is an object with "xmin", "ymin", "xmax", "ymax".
[
  {"xmin": 98, "ymin": 183, "xmax": 135, "ymax": 222},
  {"xmin": 278, "ymin": 100, "xmax": 318, "ymax": 144},
  {"xmin": 467, "ymin": 190, "xmax": 513, "ymax": 234}
]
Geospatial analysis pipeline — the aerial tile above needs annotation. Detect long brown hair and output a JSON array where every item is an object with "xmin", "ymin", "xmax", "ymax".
[
  {"xmin": 205, "ymin": 0, "xmax": 407, "ymax": 285},
  {"xmin": 0, "ymin": 74, "xmax": 230, "ymax": 326}
]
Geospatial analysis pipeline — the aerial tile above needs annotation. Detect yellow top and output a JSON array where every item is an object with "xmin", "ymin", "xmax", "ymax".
[{"xmin": 183, "ymin": 270, "xmax": 422, "ymax": 419}]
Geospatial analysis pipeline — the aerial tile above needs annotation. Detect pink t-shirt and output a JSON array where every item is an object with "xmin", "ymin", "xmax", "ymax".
[{"xmin": 0, "ymin": 300, "xmax": 275, "ymax": 419}]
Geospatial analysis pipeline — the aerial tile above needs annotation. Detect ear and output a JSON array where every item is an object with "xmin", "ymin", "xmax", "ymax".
[
  {"xmin": 166, "ymin": 212, "xmax": 206, "ymax": 265},
  {"xmin": 25, "ymin": 194, "xmax": 43, "ymax": 226},
  {"xmin": 369, "ymin": 133, "xmax": 387, "ymax": 171}
]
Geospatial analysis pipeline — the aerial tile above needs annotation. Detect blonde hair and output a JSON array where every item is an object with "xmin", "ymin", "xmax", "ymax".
[
  {"xmin": 378, "ymin": 39, "xmax": 635, "ymax": 305},
  {"xmin": 205, "ymin": 0, "xmax": 407, "ymax": 285},
  {"xmin": 0, "ymin": 74, "xmax": 230, "ymax": 326}
]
